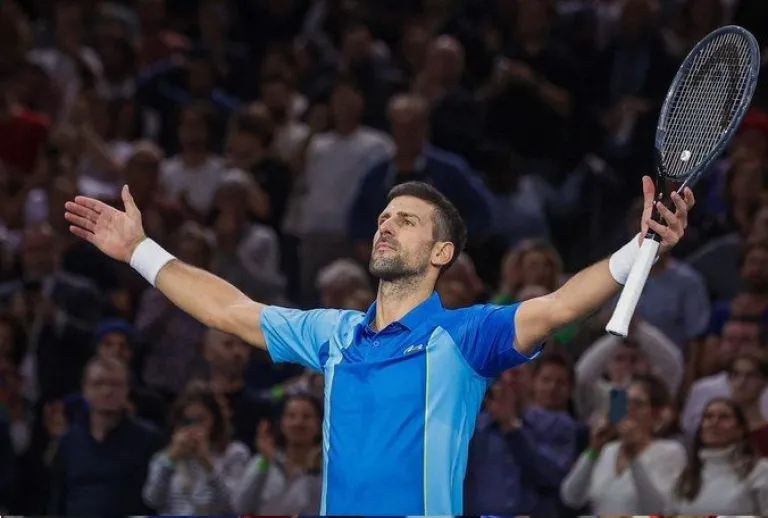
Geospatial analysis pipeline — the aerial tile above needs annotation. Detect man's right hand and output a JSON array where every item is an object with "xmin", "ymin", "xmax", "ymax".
[{"xmin": 65, "ymin": 185, "xmax": 147, "ymax": 263}]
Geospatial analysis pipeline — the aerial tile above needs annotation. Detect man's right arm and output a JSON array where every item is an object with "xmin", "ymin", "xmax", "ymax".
[{"xmin": 154, "ymin": 260, "xmax": 266, "ymax": 348}]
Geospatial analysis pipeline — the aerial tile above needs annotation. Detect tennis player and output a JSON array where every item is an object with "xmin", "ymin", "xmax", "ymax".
[{"xmin": 64, "ymin": 177, "xmax": 693, "ymax": 515}]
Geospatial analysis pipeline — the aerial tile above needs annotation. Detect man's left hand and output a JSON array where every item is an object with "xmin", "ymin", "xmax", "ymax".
[{"xmin": 638, "ymin": 175, "xmax": 695, "ymax": 253}]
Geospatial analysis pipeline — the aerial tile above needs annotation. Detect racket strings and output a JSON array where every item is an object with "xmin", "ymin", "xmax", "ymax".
[{"xmin": 661, "ymin": 31, "xmax": 754, "ymax": 179}]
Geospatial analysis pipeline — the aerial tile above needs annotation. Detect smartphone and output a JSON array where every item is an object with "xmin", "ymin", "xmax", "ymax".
[{"xmin": 608, "ymin": 388, "xmax": 627, "ymax": 424}]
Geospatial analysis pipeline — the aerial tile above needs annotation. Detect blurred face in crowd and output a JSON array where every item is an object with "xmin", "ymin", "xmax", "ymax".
[
  {"xmin": 731, "ymin": 128, "xmax": 768, "ymax": 163},
  {"xmin": 205, "ymin": 329, "xmax": 251, "ymax": 379},
  {"xmin": 520, "ymin": 249, "xmax": 557, "ymax": 290},
  {"xmin": 97, "ymin": 331, "xmax": 133, "ymax": 366},
  {"xmin": 370, "ymin": 196, "xmax": 451, "ymax": 282},
  {"xmin": 340, "ymin": 288, "xmax": 374, "ymax": 311},
  {"xmin": 261, "ymin": 79, "xmax": 291, "ymax": 123},
  {"xmin": 330, "ymin": 84, "xmax": 363, "ymax": 129},
  {"xmin": 281, "ymin": 396, "xmax": 321, "ymax": 447},
  {"xmin": 188, "ymin": 58, "xmax": 216, "ymax": 97},
  {"xmin": 699, "ymin": 399, "xmax": 744, "ymax": 448},
  {"xmin": 178, "ymin": 109, "xmax": 210, "ymax": 152},
  {"xmin": 608, "ymin": 343, "xmax": 640, "ymax": 384},
  {"xmin": 226, "ymin": 130, "xmax": 265, "ymax": 170},
  {"xmin": 751, "ymin": 206, "xmax": 768, "ymax": 241},
  {"xmin": 124, "ymin": 148, "xmax": 160, "ymax": 205},
  {"xmin": 741, "ymin": 245, "xmax": 768, "ymax": 293},
  {"xmin": 423, "ymin": 37, "xmax": 464, "ymax": 86},
  {"xmin": 532, "ymin": 362, "xmax": 571, "ymax": 411},
  {"xmin": 401, "ymin": 22, "xmax": 430, "ymax": 73},
  {"xmin": 341, "ymin": 25, "xmax": 372, "ymax": 65},
  {"xmin": 719, "ymin": 319, "xmax": 761, "ymax": 364},
  {"xmin": 174, "ymin": 232, "xmax": 211, "ymax": 268},
  {"xmin": 180, "ymin": 401, "xmax": 214, "ymax": 437},
  {"xmin": 728, "ymin": 159, "xmax": 764, "ymax": 208},
  {"xmin": 625, "ymin": 381, "xmax": 655, "ymax": 430},
  {"xmin": 388, "ymin": 95, "xmax": 429, "ymax": 158},
  {"xmin": 729, "ymin": 356, "xmax": 766, "ymax": 405},
  {"xmin": 21, "ymin": 224, "xmax": 58, "ymax": 279},
  {"xmin": 83, "ymin": 362, "xmax": 129, "ymax": 413}
]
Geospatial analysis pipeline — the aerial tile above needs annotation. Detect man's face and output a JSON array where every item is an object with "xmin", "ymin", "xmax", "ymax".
[
  {"xmin": 205, "ymin": 331, "xmax": 251, "ymax": 377},
  {"xmin": 83, "ymin": 364, "xmax": 128, "ymax": 413},
  {"xmin": 97, "ymin": 331, "xmax": 133, "ymax": 365},
  {"xmin": 22, "ymin": 228, "xmax": 57, "ymax": 278},
  {"xmin": 742, "ymin": 246, "xmax": 768, "ymax": 293},
  {"xmin": 369, "ymin": 196, "xmax": 445, "ymax": 281}
]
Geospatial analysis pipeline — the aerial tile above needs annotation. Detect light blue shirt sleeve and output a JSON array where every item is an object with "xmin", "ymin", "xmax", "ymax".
[
  {"xmin": 452, "ymin": 303, "xmax": 542, "ymax": 378},
  {"xmin": 259, "ymin": 306, "xmax": 346, "ymax": 371}
]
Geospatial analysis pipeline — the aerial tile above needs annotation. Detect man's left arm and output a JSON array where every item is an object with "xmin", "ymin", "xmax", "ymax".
[{"xmin": 514, "ymin": 177, "xmax": 695, "ymax": 356}]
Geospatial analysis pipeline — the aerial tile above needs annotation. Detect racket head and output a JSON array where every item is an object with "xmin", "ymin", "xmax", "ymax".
[{"xmin": 655, "ymin": 25, "xmax": 761, "ymax": 190}]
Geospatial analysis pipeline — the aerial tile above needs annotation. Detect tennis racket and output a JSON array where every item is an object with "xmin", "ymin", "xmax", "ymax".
[{"xmin": 605, "ymin": 25, "xmax": 761, "ymax": 338}]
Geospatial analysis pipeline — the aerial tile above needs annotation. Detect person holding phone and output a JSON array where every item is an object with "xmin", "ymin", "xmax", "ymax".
[
  {"xmin": 560, "ymin": 375, "xmax": 686, "ymax": 514},
  {"xmin": 142, "ymin": 382, "xmax": 249, "ymax": 514}
]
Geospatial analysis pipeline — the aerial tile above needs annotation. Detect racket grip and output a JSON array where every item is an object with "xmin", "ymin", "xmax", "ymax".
[{"xmin": 605, "ymin": 238, "xmax": 660, "ymax": 338}]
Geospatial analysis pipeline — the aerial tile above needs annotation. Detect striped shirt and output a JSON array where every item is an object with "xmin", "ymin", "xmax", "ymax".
[{"xmin": 142, "ymin": 441, "xmax": 249, "ymax": 514}]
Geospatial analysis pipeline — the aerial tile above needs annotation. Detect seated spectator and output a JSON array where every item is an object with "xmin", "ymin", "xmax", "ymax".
[
  {"xmin": 575, "ymin": 318, "xmax": 683, "ymax": 421},
  {"xmin": 464, "ymin": 367, "xmax": 571, "ymax": 515},
  {"xmin": 142, "ymin": 382, "xmax": 249, "ymax": 514},
  {"xmin": 48, "ymin": 357, "xmax": 163, "ymax": 515},
  {"xmin": 348, "ymin": 93, "xmax": 494, "ymax": 260},
  {"xmin": 314, "ymin": 258, "xmax": 372, "ymax": 309},
  {"xmin": 665, "ymin": 398, "xmax": 768, "ymax": 514},
  {"xmin": 560, "ymin": 375, "xmax": 685, "ymax": 514},
  {"xmin": 729, "ymin": 348, "xmax": 768, "ymax": 455},
  {"xmin": 0, "ymin": 312, "xmax": 29, "ymax": 455},
  {"xmin": 61, "ymin": 318, "xmax": 168, "ymax": 431},
  {"xmin": 435, "ymin": 253, "xmax": 485, "ymax": 309},
  {"xmin": 233, "ymin": 393, "xmax": 322, "ymax": 514},
  {"xmin": 682, "ymin": 316, "xmax": 768, "ymax": 436},
  {"xmin": 136, "ymin": 222, "xmax": 211, "ymax": 400},
  {"xmin": 492, "ymin": 239, "xmax": 563, "ymax": 304},
  {"xmin": 0, "ymin": 222, "xmax": 105, "ymax": 402},
  {"xmin": 202, "ymin": 329, "xmax": 273, "ymax": 449}
]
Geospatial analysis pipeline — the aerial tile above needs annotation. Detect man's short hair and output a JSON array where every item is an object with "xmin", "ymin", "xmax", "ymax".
[
  {"xmin": 231, "ymin": 103, "xmax": 275, "ymax": 147},
  {"xmin": 386, "ymin": 181, "xmax": 467, "ymax": 270}
]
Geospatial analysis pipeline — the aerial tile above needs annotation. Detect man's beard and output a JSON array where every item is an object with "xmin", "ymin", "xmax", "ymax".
[{"xmin": 369, "ymin": 253, "xmax": 422, "ymax": 282}]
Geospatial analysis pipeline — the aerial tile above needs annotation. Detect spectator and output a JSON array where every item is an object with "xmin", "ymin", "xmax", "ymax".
[
  {"xmin": 314, "ymin": 258, "xmax": 371, "ymax": 309},
  {"xmin": 142, "ymin": 382, "xmax": 249, "ymax": 514},
  {"xmin": 465, "ymin": 367, "xmax": 571, "ymax": 515},
  {"xmin": 729, "ymin": 348, "xmax": 768, "ymax": 455},
  {"xmin": 297, "ymin": 75, "xmax": 393, "ymax": 304},
  {"xmin": 683, "ymin": 315, "xmax": 768, "ymax": 436},
  {"xmin": 203, "ymin": 329, "xmax": 273, "ymax": 449},
  {"xmin": 233, "ymin": 393, "xmax": 322, "ymax": 514},
  {"xmin": 575, "ymin": 319, "xmax": 683, "ymax": 420},
  {"xmin": 159, "ymin": 102, "xmax": 226, "ymax": 220},
  {"xmin": 435, "ymin": 252, "xmax": 484, "ymax": 309},
  {"xmin": 49, "ymin": 356, "xmax": 163, "ymax": 515},
  {"xmin": 665, "ymin": 398, "xmax": 768, "ymax": 514},
  {"xmin": 560, "ymin": 375, "xmax": 686, "ymax": 514},
  {"xmin": 348, "ymin": 92, "xmax": 494, "ymax": 257},
  {"xmin": 61, "ymin": 318, "xmax": 168, "ymax": 431},
  {"xmin": 136, "ymin": 223, "xmax": 210, "ymax": 400}
]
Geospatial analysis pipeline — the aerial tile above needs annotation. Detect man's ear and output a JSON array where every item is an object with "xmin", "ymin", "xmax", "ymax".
[{"xmin": 431, "ymin": 241, "xmax": 455, "ymax": 268}]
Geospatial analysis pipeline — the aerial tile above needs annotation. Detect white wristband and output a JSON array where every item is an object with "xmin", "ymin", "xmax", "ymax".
[
  {"xmin": 609, "ymin": 233, "xmax": 643, "ymax": 285},
  {"xmin": 129, "ymin": 238, "xmax": 176, "ymax": 286}
]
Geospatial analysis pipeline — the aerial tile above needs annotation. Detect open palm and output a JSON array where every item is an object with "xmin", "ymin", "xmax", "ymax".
[{"xmin": 64, "ymin": 185, "xmax": 146, "ymax": 263}]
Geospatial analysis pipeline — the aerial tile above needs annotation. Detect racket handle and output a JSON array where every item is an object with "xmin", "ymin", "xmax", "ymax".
[{"xmin": 605, "ymin": 237, "xmax": 660, "ymax": 337}]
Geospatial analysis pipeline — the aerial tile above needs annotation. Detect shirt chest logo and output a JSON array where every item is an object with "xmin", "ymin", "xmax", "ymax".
[{"xmin": 403, "ymin": 344, "xmax": 424, "ymax": 355}]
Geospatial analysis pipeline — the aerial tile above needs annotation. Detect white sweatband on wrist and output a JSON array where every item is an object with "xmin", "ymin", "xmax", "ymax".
[
  {"xmin": 609, "ymin": 233, "xmax": 642, "ymax": 285},
  {"xmin": 129, "ymin": 238, "xmax": 176, "ymax": 286}
]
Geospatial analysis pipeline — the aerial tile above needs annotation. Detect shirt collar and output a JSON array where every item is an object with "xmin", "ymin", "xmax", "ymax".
[{"xmin": 363, "ymin": 291, "xmax": 444, "ymax": 332}]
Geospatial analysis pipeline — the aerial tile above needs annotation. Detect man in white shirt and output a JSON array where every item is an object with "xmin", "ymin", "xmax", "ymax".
[{"xmin": 297, "ymin": 77, "xmax": 393, "ymax": 303}]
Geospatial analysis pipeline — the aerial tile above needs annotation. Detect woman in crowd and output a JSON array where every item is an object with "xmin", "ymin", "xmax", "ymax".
[
  {"xmin": 142, "ymin": 382, "xmax": 249, "ymax": 514},
  {"xmin": 560, "ymin": 375, "xmax": 686, "ymax": 514},
  {"xmin": 233, "ymin": 393, "xmax": 322, "ymax": 514},
  {"xmin": 665, "ymin": 398, "xmax": 768, "ymax": 514},
  {"xmin": 729, "ymin": 348, "xmax": 768, "ymax": 455}
]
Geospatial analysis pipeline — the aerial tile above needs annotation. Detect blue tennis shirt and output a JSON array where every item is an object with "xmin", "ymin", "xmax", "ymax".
[{"xmin": 260, "ymin": 292, "xmax": 540, "ymax": 515}]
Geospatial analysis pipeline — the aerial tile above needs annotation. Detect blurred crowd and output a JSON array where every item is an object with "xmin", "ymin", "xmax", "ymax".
[{"xmin": 0, "ymin": 0, "xmax": 768, "ymax": 515}]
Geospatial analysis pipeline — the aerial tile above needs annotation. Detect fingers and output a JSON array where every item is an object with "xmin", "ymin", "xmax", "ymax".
[
  {"xmin": 69, "ymin": 225, "xmax": 94, "ymax": 243},
  {"xmin": 64, "ymin": 200, "xmax": 100, "ymax": 223},
  {"xmin": 64, "ymin": 211, "xmax": 96, "ymax": 232},
  {"xmin": 122, "ymin": 185, "xmax": 139, "ymax": 217},
  {"xmin": 73, "ymin": 195, "xmax": 108, "ymax": 214},
  {"xmin": 641, "ymin": 175, "xmax": 655, "ymax": 212}
]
